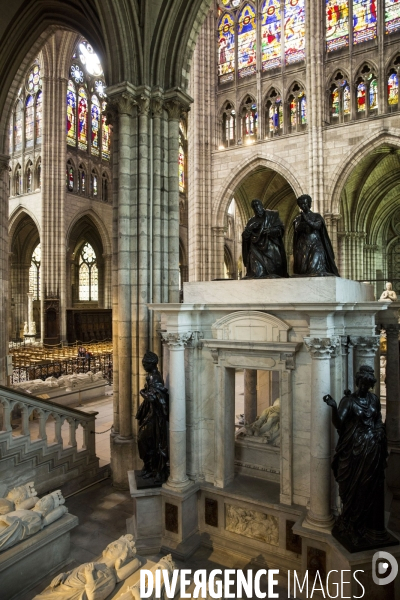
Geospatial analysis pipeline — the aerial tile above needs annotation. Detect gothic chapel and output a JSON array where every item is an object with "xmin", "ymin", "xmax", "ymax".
[{"xmin": 1, "ymin": 0, "xmax": 400, "ymax": 598}]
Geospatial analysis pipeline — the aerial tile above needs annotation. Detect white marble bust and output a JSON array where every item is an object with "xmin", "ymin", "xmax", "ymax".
[{"xmin": 379, "ymin": 282, "xmax": 398, "ymax": 302}]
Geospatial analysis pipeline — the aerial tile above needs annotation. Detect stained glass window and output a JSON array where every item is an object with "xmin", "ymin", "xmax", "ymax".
[
  {"xmin": 79, "ymin": 243, "xmax": 98, "ymax": 301},
  {"xmin": 91, "ymin": 170, "xmax": 98, "ymax": 196},
  {"xmin": 353, "ymin": 0, "xmax": 377, "ymax": 45},
  {"xmin": 238, "ymin": 4, "xmax": 257, "ymax": 78},
  {"xmin": 179, "ymin": 136, "xmax": 185, "ymax": 193},
  {"xmin": 15, "ymin": 165, "xmax": 22, "ymax": 195},
  {"xmin": 388, "ymin": 72, "xmax": 399, "ymax": 105},
  {"xmin": 27, "ymin": 64, "xmax": 41, "ymax": 93},
  {"xmin": 78, "ymin": 88, "xmax": 88, "ymax": 150},
  {"xmin": 267, "ymin": 94, "xmax": 283, "ymax": 134},
  {"xmin": 369, "ymin": 77, "xmax": 378, "ymax": 110},
  {"xmin": 244, "ymin": 104, "xmax": 257, "ymax": 137},
  {"xmin": 357, "ymin": 81, "xmax": 367, "ymax": 112},
  {"xmin": 326, "ymin": 0, "xmax": 349, "ymax": 51},
  {"xmin": 261, "ymin": 0, "xmax": 281, "ymax": 71},
  {"xmin": 343, "ymin": 84, "xmax": 351, "ymax": 114},
  {"xmin": 300, "ymin": 94, "xmax": 307, "ymax": 124},
  {"xmin": 290, "ymin": 96, "xmax": 297, "ymax": 129},
  {"xmin": 71, "ymin": 64, "xmax": 84, "ymax": 84},
  {"xmin": 331, "ymin": 86, "xmax": 340, "ymax": 117},
  {"xmin": 223, "ymin": 105, "xmax": 236, "ymax": 146},
  {"xmin": 385, "ymin": 0, "xmax": 400, "ymax": 33},
  {"xmin": 78, "ymin": 42, "xmax": 104, "ymax": 77},
  {"xmin": 25, "ymin": 96, "xmax": 34, "ymax": 147},
  {"xmin": 95, "ymin": 80, "xmax": 106, "ymax": 97},
  {"xmin": 218, "ymin": 13, "xmax": 235, "ymax": 82},
  {"xmin": 67, "ymin": 161, "xmax": 74, "ymax": 191},
  {"xmin": 102, "ymin": 174, "xmax": 108, "ymax": 202},
  {"xmin": 101, "ymin": 102, "xmax": 111, "ymax": 160},
  {"xmin": 15, "ymin": 100, "xmax": 23, "ymax": 151},
  {"xmin": 29, "ymin": 244, "xmax": 41, "ymax": 300},
  {"xmin": 35, "ymin": 91, "xmax": 42, "ymax": 143},
  {"xmin": 91, "ymin": 95, "xmax": 100, "ymax": 156},
  {"xmin": 26, "ymin": 163, "xmax": 32, "ymax": 193},
  {"xmin": 37, "ymin": 159, "xmax": 41, "ymax": 189},
  {"xmin": 284, "ymin": 0, "xmax": 305, "ymax": 64},
  {"xmin": 67, "ymin": 81, "xmax": 76, "ymax": 146},
  {"xmin": 79, "ymin": 165, "xmax": 86, "ymax": 193}
]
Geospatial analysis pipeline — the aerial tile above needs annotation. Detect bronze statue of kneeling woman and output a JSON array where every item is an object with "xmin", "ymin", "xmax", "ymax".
[{"xmin": 324, "ymin": 365, "xmax": 398, "ymax": 552}]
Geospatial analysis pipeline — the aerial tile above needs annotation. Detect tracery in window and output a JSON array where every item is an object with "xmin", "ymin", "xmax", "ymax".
[
  {"xmin": 66, "ymin": 159, "xmax": 74, "ymax": 192},
  {"xmin": 284, "ymin": 0, "xmax": 305, "ymax": 65},
  {"xmin": 27, "ymin": 64, "xmax": 42, "ymax": 94},
  {"xmin": 326, "ymin": 0, "xmax": 349, "ymax": 51},
  {"xmin": 222, "ymin": 102, "xmax": 236, "ymax": 147},
  {"xmin": 102, "ymin": 102, "xmax": 111, "ymax": 161},
  {"xmin": 353, "ymin": 0, "xmax": 377, "ymax": 45},
  {"xmin": 25, "ymin": 96, "xmax": 34, "ymax": 147},
  {"xmin": 29, "ymin": 244, "xmax": 41, "ymax": 300},
  {"xmin": 79, "ymin": 242, "xmax": 98, "ymax": 301},
  {"xmin": 67, "ymin": 80, "xmax": 77, "ymax": 146},
  {"xmin": 238, "ymin": 4, "xmax": 257, "ymax": 78},
  {"xmin": 261, "ymin": 0, "xmax": 281, "ymax": 71},
  {"xmin": 329, "ymin": 73, "xmax": 351, "ymax": 122},
  {"xmin": 91, "ymin": 95, "xmax": 100, "ymax": 155},
  {"xmin": 15, "ymin": 100, "xmax": 23, "ymax": 152},
  {"xmin": 35, "ymin": 91, "xmax": 42, "ymax": 143},
  {"xmin": 385, "ymin": 0, "xmax": 400, "ymax": 34},
  {"xmin": 78, "ymin": 88, "xmax": 88, "ymax": 150},
  {"xmin": 78, "ymin": 42, "xmax": 103, "ymax": 77},
  {"xmin": 266, "ymin": 89, "xmax": 282, "ymax": 136},
  {"xmin": 218, "ymin": 13, "xmax": 235, "ymax": 82}
]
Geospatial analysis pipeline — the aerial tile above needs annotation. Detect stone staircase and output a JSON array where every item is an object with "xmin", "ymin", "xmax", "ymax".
[{"xmin": 0, "ymin": 385, "xmax": 107, "ymax": 496}]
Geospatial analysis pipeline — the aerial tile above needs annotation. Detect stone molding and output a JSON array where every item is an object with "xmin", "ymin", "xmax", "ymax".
[
  {"xmin": 304, "ymin": 336, "xmax": 340, "ymax": 359},
  {"xmin": 161, "ymin": 331, "xmax": 192, "ymax": 348}
]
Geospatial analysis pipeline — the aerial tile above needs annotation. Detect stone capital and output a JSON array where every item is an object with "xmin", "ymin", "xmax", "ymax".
[
  {"xmin": 107, "ymin": 92, "xmax": 136, "ymax": 117},
  {"xmin": 350, "ymin": 335, "xmax": 380, "ymax": 356},
  {"xmin": 161, "ymin": 331, "xmax": 192, "ymax": 348},
  {"xmin": 136, "ymin": 94, "xmax": 151, "ymax": 116},
  {"xmin": 304, "ymin": 337, "xmax": 340, "ymax": 359},
  {"xmin": 151, "ymin": 97, "xmax": 164, "ymax": 117}
]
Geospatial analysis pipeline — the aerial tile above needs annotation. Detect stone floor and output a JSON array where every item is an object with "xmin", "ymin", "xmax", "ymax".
[{"xmin": 17, "ymin": 478, "xmax": 293, "ymax": 599}]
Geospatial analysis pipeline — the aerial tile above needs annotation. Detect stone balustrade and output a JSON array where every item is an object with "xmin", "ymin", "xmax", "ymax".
[{"xmin": 0, "ymin": 385, "xmax": 99, "ymax": 494}]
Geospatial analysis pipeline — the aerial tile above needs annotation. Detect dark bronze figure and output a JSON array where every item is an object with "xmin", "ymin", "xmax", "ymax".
[
  {"xmin": 136, "ymin": 351, "xmax": 169, "ymax": 483},
  {"xmin": 293, "ymin": 195, "xmax": 339, "ymax": 277},
  {"xmin": 242, "ymin": 199, "xmax": 288, "ymax": 279},
  {"xmin": 324, "ymin": 365, "xmax": 398, "ymax": 552}
]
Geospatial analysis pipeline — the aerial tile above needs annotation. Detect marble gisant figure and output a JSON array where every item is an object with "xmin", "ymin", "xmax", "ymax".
[
  {"xmin": 33, "ymin": 535, "xmax": 141, "ymax": 600},
  {"xmin": 293, "ymin": 194, "xmax": 339, "ymax": 277},
  {"xmin": 236, "ymin": 398, "xmax": 280, "ymax": 447},
  {"xmin": 324, "ymin": 365, "xmax": 399, "ymax": 552},
  {"xmin": 136, "ymin": 351, "xmax": 169, "ymax": 483},
  {"xmin": 242, "ymin": 199, "xmax": 288, "ymax": 279},
  {"xmin": 0, "ymin": 483, "xmax": 68, "ymax": 552}
]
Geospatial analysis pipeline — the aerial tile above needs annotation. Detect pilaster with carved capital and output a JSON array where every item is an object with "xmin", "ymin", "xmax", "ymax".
[{"xmin": 304, "ymin": 337, "xmax": 340, "ymax": 359}]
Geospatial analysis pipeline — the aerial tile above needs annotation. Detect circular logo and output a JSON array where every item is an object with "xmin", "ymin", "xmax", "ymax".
[
  {"xmin": 267, "ymin": 6, "xmax": 275, "ymax": 15},
  {"xmin": 243, "ymin": 15, "xmax": 251, "ymax": 24},
  {"xmin": 290, "ymin": 0, "xmax": 298, "ymax": 5}
]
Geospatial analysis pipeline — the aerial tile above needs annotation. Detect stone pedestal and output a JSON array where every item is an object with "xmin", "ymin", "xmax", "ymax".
[{"xmin": 0, "ymin": 513, "xmax": 78, "ymax": 600}]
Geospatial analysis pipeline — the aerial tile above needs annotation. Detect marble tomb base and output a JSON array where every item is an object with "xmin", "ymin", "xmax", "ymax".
[{"xmin": 0, "ymin": 513, "xmax": 78, "ymax": 600}]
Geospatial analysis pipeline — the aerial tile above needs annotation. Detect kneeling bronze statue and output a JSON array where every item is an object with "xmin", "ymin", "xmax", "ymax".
[
  {"xmin": 324, "ymin": 365, "xmax": 398, "ymax": 552},
  {"xmin": 136, "ymin": 351, "xmax": 169, "ymax": 483}
]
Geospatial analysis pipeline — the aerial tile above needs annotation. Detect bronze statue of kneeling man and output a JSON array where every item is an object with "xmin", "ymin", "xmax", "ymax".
[{"xmin": 242, "ymin": 199, "xmax": 288, "ymax": 279}]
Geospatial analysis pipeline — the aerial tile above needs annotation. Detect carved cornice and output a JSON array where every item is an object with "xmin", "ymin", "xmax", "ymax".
[
  {"xmin": 161, "ymin": 332, "xmax": 192, "ymax": 348},
  {"xmin": 350, "ymin": 335, "xmax": 380, "ymax": 356},
  {"xmin": 304, "ymin": 337, "xmax": 340, "ymax": 359}
]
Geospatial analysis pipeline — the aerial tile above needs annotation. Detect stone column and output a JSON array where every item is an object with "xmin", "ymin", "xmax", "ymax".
[
  {"xmin": 0, "ymin": 154, "xmax": 9, "ymax": 384},
  {"xmin": 102, "ymin": 253, "xmax": 112, "ymax": 309},
  {"xmin": 351, "ymin": 335, "xmax": 380, "ymax": 383},
  {"xmin": 212, "ymin": 226, "xmax": 225, "ymax": 280},
  {"xmin": 385, "ymin": 324, "xmax": 400, "ymax": 444},
  {"xmin": 27, "ymin": 292, "xmax": 35, "ymax": 334},
  {"xmin": 161, "ymin": 331, "xmax": 192, "ymax": 490},
  {"xmin": 304, "ymin": 337, "xmax": 338, "ymax": 530},
  {"xmin": 244, "ymin": 369, "xmax": 257, "ymax": 424}
]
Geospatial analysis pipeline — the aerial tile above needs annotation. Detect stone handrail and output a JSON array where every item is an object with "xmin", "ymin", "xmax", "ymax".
[{"xmin": 0, "ymin": 385, "xmax": 99, "ymax": 493}]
